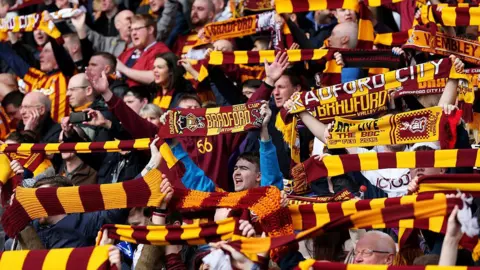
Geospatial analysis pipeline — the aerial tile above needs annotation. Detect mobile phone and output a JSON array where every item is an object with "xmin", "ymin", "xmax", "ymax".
[{"xmin": 69, "ymin": 112, "xmax": 91, "ymax": 124}]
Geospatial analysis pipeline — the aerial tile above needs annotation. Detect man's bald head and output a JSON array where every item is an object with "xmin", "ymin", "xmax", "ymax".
[
  {"xmin": 191, "ymin": 0, "xmax": 215, "ymax": 28},
  {"xmin": 67, "ymin": 73, "xmax": 94, "ymax": 108},
  {"xmin": 115, "ymin": 10, "xmax": 134, "ymax": 42},
  {"xmin": 354, "ymin": 231, "xmax": 396, "ymax": 265},
  {"xmin": 20, "ymin": 92, "xmax": 51, "ymax": 124},
  {"xmin": 328, "ymin": 21, "xmax": 358, "ymax": 49}
]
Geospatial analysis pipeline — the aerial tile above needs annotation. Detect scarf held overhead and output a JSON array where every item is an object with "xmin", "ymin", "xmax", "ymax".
[
  {"xmin": 291, "ymin": 148, "xmax": 480, "ymax": 186},
  {"xmin": 295, "ymin": 261, "xmax": 480, "ymax": 270},
  {"xmin": 287, "ymin": 57, "xmax": 471, "ymax": 122},
  {"xmin": 0, "ymin": 245, "xmax": 116, "ymax": 270},
  {"xmin": 1, "ymin": 169, "xmax": 166, "ymax": 237},
  {"xmin": 158, "ymin": 102, "xmax": 264, "ymax": 138},
  {"xmin": 327, "ymin": 106, "xmax": 461, "ymax": 149},
  {"xmin": 420, "ymin": 4, "xmax": 480, "ymax": 26},
  {"xmin": 417, "ymin": 174, "xmax": 480, "ymax": 196},
  {"xmin": 404, "ymin": 24, "xmax": 480, "ymax": 66}
]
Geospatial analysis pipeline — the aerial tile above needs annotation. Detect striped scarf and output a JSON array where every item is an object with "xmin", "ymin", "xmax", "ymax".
[
  {"xmin": 287, "ymin": 189, "xmax": 353, "ymax": 205},
  {"xmin": 227, "ymin": 195, "xmax": 463, "ymax": 254},
  {"xmin": 0, "ymin": 245, "xmax": 116, "ymax": 270},
  {"xmin": 374, "ymin": 30, "xmax": 412, "ymax": 48},
  {"xmin": 170, "ymin": 187, "xmax": 294, "ymax": 261},
  {"xmin": 157, "ymin": 102, "xmax": 264, "ymax": 138},
  {"xmin": 418, "ymin": 174, "xmax": 480, "ymax": 196},
  {"xmin": 97, "ymin": 218, "xmax": 236, "ymax": 246},
  {"xmin": 404, "ymin": 24, "xmax": 480, "ymax": 66},
  {"xmin": 291, "ymin": 148, "xmax": 480, "ymax": 186},
  {"xmin": 274, "ymin": 0, "xmax": 359, "ymax": 13},
  {"xmin": 0, "ymin": 12, "xmax": 62, "ymax": 39},
  {"xmin": 419, "ymin": 4, "xmax": 480, "ymax": 26},
  {"xmin": 0, "ymin": 138, "xmax": 152, "ymax": 154},
  {"xmin": 152, "ymin": 89, "xmax": 174, "ymax": 110},
  {"xmin": 357, "ymin": 2, "xmax": 375, "ymax": 49},
  {"xmin": 327, "ymin": 106, "xmax": 461, "ymax": 149},
  {"xmin": 295, "ymin": 261, "xmax": 480, "ymax": 270},
  {"xmin": 1, "ymin": 169, "xmax": 166, "ymax": 237}
]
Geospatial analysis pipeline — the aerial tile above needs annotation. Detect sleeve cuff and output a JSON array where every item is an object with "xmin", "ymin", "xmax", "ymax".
[{"xmin": 259, "ymin": 138, "xmax": 274, "ymax": 151}]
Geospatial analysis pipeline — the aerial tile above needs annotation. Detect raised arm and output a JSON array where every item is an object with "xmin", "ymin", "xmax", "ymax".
[
  {"xmin": 0, "ymin": 42, "xmax": 30, "ymax": 77},
  {"xmin": 116, "ymin": 60, "xmax": 155, "ymax": 85},
  {"xmin": 259, "ymin": 102, "xmax": 283, "ymax": 189},
  {"xmin": 156, "ymin": 0, "xmax": 178, "ymax": 41},
  {"xmin": 438, "ymin": 55, "xmax": 464, "ymax": 107}
]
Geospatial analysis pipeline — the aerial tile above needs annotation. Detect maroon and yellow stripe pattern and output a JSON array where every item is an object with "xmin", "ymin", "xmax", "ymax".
[
  {"xmin": 295, "ymin": 261, "xmax": 480, "ymax": 270},
  {"xmin": 418, "ymin": 174, "xmax": 480, "ymax": 196},
  {"xmin": 22, "ymin": 68, "xmax": 69, "ymax": 123},
  {"xmin": 374, "ymin": 30, "xmax": 412, "ymax": 47},
  {"xmin": 0, "ymin": 245, "xmax": 115, "ymax": 270},
  {"xmin": 0, "ymin": 138, "xmax": 152, "ymax": 154},
  {"xmin": 98, "ymin": 218, "xmax": 236, "ymax": 246},
  {"xmin": 292, "ymin": 148, "xmax": 480, "ymax": 185},
  {"xmin": 2, "ymin": 169, "xmax": 166, "ymax": 237},
  {"xmin": 274, "ymin": 0, "xmax": 405, "ymax": 13},
  {"xmin": 420, "ymin": 4, "xmax": 480, "ymax": 26}
]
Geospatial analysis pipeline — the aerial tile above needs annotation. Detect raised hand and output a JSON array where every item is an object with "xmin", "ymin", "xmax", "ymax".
[
  {"xmin": 87, "ymin": 71, "xmax": 110, "ymax": 94},
  {"xmin": 264, "ymin": 51, "xmax": 289, "ymax": 86}
]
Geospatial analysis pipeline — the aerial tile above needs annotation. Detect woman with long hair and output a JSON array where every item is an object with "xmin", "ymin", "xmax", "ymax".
[{"xmin": 152, "ymin": 52, "xmax": 195, "ymax": 110}]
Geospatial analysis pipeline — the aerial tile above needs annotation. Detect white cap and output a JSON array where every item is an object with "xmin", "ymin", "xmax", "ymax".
[{"xmin": 410, "ymin": 141, "xmax": 441, "ymax": 151}]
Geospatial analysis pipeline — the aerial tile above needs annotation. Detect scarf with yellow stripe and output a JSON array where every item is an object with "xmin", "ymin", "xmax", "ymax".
[
  {"xmin": 327, "ymin": 107, "xmax": 461, "ymax": 149},
  {"xmin": 227, "ymin": 194, "xmax": 466, "ymax": 255},
  {"xmin": 152, "ymin": 89, "xmax": 174, "ymax": 110},
  {"xmin": 404, "ymin": 23, "xmax": 480, "ymax": 66},
  {"xmin": 274, "ymin": 0, "xmax": 409, "ymax": 13},
  {"xmin": 417, "ymin": 174, "xmax": 480, "ymax": 196},
  {"xmin": 157, "ymin": 102, "xmax": 264, "ymax": 138},
  {"xmin": 375, "ymin": 30, "xmax": 412, "ymax": 48},
  {"xmin": 0, "ymin": 12, "xmax": 62, "ymax": 40},
  {"xmin": 97, "ymin": 218, "xmax": 237, "ymax": 246},
  {"xmin": 1, "ymin": 169, "xmax": 166, "ymax": 237},
  {"xmin": 291, "ymin": 148, "xmax": 480, "ymax": 190},
  {"xmin": 420, "ymin": 4, "xmax": 480, "ymax": 26},
  {"xmin": 0, "ymin": 245, "xmax": 116, "ymax": 270}
]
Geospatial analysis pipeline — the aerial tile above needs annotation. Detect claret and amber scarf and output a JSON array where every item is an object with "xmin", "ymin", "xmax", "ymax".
[
  {"xmin": 97, "ymin": 218, "xmax": 237, "ymax": 246},
  {"xmin": 287, "ymin": 57, "xmax": 471, "ymax": 123},
  {"xmin": 404, "ymin": 24, "xmax": 480, "ymax": 66},
  {"xmin": 291, "ymin": 148, "xmax": 480, "ymax": 187},
  {"xmin": 227, "ymin": 195, "xmax": 465, "ymax": 254},
  {"xmin": 157, "ymin": 102, "xmax": 264, "ymax": 138},
  {"xmin": 0, "ymin": 11, "xmax": 66, "ymax": 39},
  {"xmin": 327, "ymin": 107, "xmax": 462, "ymax": 149},
  {"xmin": 419, "ymin": 4, "xmax": 480, "ymax": 26},
  {"xmin": 374, "ymin": 30, "xmax": 412, "ymax": 48},
  {"xmin": 0, "ymin": 245, "xmax": 116, "ymax": 270},
  {"xmin": 417, "ymin": 174, "xmax": 480, "ymax": 196},
  {"xmin": 2, "ymin": 169, "xmax": 167, "ymax": 237}
]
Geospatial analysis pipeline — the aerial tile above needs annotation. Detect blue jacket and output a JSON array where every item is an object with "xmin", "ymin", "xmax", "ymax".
[{"xmin": 170, "ymin": 138, "xmax": 283, "ymax": 191}]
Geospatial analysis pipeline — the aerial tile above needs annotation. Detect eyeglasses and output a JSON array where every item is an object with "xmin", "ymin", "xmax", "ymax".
[
  {"xmin": 67, "ymin": 86, "xmax": 89, "ymax": 92},
  {"xmin": 131, "ymin": 26, "xmax": 148, "ymax": 32},
  {"xmin": 353, "ymin": 249, "xmax": 392, "ymax": 258}
]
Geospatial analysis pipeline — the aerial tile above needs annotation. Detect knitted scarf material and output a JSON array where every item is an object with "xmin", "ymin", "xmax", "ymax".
[
  {"xmin": 291, "ymin": 148, "xmax": 480, "ymax": 186},
  {"xmin": 227, "ymin": 195, "xmax": 463, "ymax": 254},
  {"xmin": 0, "ymin": 12, "xmax": 62, "ymax": 39},
  {"xmin": 375, "ymin": 30, "xmax": 412, "ymax": 48},
  {"xmin": 287, "ymin": 189, "xmax": 353, "ymax": 205},
  {"xmin": 404, "ymin": 24, "xmax": 480, "ymax": 66},
  {"xmin": 157, "ymin": 102, "xmax": 264, "ymax": 138},
  {"xmin": 97, "ymin": 218, "xmax": 236, "ymax": 246},
  {"xmin": 2, "ymin": 169, "xmax": 166, "ymax": 237},
  {"xmin": 327, "ymin": 107, "xmax": 461, "ymax": 149},
  {"xmin": 0, "ymin": 245, "xmax": 116, "ymax": 270},
  {"xmin": 274, "ymin": 0, "xmax": 359, "ymax": 13},
  {"xmin": 0, "ymin": 138, "xmax": 152, "ymax": 154},
  {"xmin": 420, "ymin": 4, "xmax": 480, "ymax": 26},
  {"xmin": 287, "ymin": 57, "xmax": 470, "ymax": 122},
  {"xmin": 418, "ymin": 174, "xmax": 480, "ymax": 196}
]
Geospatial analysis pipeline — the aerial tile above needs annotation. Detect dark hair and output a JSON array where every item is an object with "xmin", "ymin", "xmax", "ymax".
[
  {"xmin": 252, "ymin": 36, "xmax": 270, "ymax": 50},
  {"xmin": 236, "ymin": 152, "xmax": 260, "ymax": 171},
  {"xmin": 125, "ymin": 86, "xmax": 151, "ymax": 102},
  {"xmin": 242, "ymin": 79, "xmax": 262, "ymax": 90},
  {"xmin": 308, "ymin": 230, "xmax": 350, "ymax": 262},
  {"xmin": 33, "ymin": 175, "xmax": 74, "ymax": 188},
  {"xmin": 2, "ymin": 91, "xmax": 24, "ymax": 109},
  {"xmin": 331, "ymin": 174, "xmax": 359, "ymax": 194},
  {"xmin": 155, "ymin": 52, "xmax": 187, "ymax": 91},
  {"xmin": 174, "ymin": 93, "xmax": 202, "ymax": 108},
  {"xmin": 412, "ymin": 145, "xmax": 436, "ymax": 152},
  {"xmin": 6, "ymin": 131, "xmax": 37, "ymax": 143},
  {"xmin": 92, "ymin": 52, "xmax": 117, "ymax": 71},
  {"xmin": 132, "ymin": 14, "xmax": 157, "ymax": 37},
  {"xmin": 282, "ymin": 68, "xmax": 304, "ymax": 88}
]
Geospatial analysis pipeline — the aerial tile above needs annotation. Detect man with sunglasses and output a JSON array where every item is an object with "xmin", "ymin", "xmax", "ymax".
[
  {"xmin": 116, "ymin": 14, "xmax": 170, "ymax": 87},
  {"xmin": 353, "ymin": 231, "xmax": 397, "ymax": 264}
]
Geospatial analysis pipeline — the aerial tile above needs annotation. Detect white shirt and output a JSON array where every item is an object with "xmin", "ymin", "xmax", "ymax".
[{"xmin": 357, "ymin": 146, "xmax": 410, "ymax": 198}]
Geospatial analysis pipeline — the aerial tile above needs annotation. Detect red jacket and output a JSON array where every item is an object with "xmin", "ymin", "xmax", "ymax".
[
  {"xmin": 106, "ymin": 82, "xmax": 274, "ymax": 190},
  {"xmin": 118, "ymin": 42, "xmax": 170, "ymax": 87}
]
